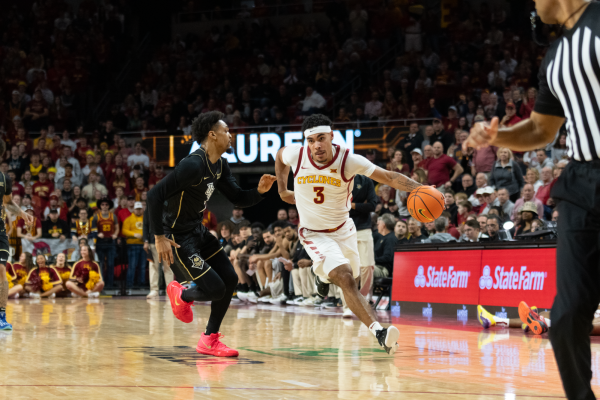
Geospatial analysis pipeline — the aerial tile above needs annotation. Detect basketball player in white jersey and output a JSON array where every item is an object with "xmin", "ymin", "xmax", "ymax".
[{"xmin": 275, "ymin": 114, "xmax": 435, "ymax": 354}]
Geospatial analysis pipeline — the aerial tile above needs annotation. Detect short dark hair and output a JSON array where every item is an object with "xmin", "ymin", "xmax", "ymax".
[
  {"xmin": 487, "ymin": 215, "xmax": 502, "ymax": 225},
  {"xmin": 301, "ymin": 114, "xmax": 332, "ymax": 133},
  {"xmin": 238, "ymin": 219, "xmax": 251, "ymax": 228},
  {"xmin": 445, "ymin": 189, "xmax": 455, "ymax": 196},
  {"xmin": 191, "ymin": 111, "xmax": 225, "ymax": 144},
  {"xmin": 250, "ymin": 222, "xmax": 265, "ymax": 231},
  {"xmin": 271, "ymin": 220, "xmax": 289, "ymax": 230},
  {"xmin": 465, "ymin": 219, "xmax": 480, "ymax": 230}
]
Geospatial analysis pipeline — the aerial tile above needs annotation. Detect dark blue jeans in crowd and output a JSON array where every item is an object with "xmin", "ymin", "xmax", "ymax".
[
  {"xmin": 127, "ymin": 244, "xmax": 146, "ymax": 288},
  {"xmin": 96, "ymin": 244, "xmax": 116, "ymax": 287}
]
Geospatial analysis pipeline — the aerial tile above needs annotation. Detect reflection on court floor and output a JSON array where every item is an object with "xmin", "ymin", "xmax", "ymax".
[{"xmin": 0, "ymin": 298, "xmax": 598, "ymax": 399}]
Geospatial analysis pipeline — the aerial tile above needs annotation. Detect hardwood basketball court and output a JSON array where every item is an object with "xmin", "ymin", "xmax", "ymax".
[{"xmin": 1, "ymin": 297, "xmax": 595, "ymax": 399}]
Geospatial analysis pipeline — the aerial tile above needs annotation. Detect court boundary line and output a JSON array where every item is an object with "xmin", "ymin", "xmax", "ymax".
[{"xmin": 0, "ymin": 385, "xmax": 566, "ymax": 397}]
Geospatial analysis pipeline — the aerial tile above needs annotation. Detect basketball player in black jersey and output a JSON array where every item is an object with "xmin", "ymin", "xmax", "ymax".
[
  {"xmin": 0, "ymin": 139, "xmax": 34, "ymax": 330},
  {"xmin": 147, "ymin": 111, "xmax": 276, "ymax": 357}
]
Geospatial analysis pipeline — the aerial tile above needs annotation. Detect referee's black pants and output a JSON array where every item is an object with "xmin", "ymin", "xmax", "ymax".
[{"xmin": 550, "ymin": 161, "xmax": 600, "ymax": 400}]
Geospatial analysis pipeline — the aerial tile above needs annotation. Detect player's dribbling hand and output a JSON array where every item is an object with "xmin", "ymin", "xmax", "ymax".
[
  {"xmin": 155, "ymin": 235, "xmax": 180, "ymax": 265},
  {"xmin": 463, "ymin": 117, "xmax": 499, "ymax": 151},
  {"xmin": 257, "ymin": 174, "xmax": 277, "ymax": 194},
  {"xmin": 279, "ymin": 190, "xmax": 295, "ymax": 204},
  {"xmin": 21, "ymin": 210, "xmax": 34, "ymax": 225}
]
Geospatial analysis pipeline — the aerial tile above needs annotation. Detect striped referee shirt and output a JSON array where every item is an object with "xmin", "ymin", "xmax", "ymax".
[{"xmin": 534, "ymin": 2, "xmax": 600, "ymax": 161}]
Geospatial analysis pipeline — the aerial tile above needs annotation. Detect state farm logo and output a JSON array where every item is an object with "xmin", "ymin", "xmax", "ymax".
[
  {"xmin": 480, "ymin": 265, "xmax": 547, "ymax": 291},
  {"xmin": 414, "ymin": 265, "xmax": 470, "ymax": 289},
  {"xmin": 495, "ymin": 307, "xmax": 507, "ymax": 319}
]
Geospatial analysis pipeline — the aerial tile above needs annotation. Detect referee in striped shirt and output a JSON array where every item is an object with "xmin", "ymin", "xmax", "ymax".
[{"xmin": 465, "ymin": 1, "xmax": 600, "ymax": 398}]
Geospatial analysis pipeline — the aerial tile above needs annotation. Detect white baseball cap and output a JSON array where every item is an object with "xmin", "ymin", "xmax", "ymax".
[
  {"xmin": 410, "ymin": 148, "xmax": 423, "ymax": 156},
  {"xmin": 134, "ymin": 201, "xmax": 143, "ymax": 209}
]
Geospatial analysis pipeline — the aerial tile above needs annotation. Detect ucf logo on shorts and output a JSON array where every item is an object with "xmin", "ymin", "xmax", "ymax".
[{"xmin": 189, "ymin": 254, "xmax": 205, "ymax": 270}]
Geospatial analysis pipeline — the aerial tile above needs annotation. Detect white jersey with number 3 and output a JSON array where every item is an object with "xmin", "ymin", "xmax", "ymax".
[{"xmin": 282, "ymin": 143, "xmax": 376, "ymax": 231}]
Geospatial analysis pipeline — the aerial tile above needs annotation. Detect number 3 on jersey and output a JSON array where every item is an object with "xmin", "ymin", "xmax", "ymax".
[{"xmin": 313, "ymin": 186, "xmax": 325, "ymax": 204}]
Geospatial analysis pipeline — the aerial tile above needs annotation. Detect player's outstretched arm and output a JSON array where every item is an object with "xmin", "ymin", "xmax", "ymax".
[
  {"xmin": 463, "ymin": 112, "xmax": 565, "ymax": 152},
  {"xmin": 216, "ymin": 161, "xmax": 275, "ymax": 207},
  {"xmin": 3, "ymin": 195, "xmax": 32, "ymax": 224},
  {"xmin": 369, "ymin": 167, "xmax": 424, "ymax": 193},
  {"xmin": 275, "ymin": 147, "xmax": 295, "ymax": 204}
]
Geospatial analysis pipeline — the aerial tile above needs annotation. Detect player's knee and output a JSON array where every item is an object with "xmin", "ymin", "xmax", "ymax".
[{"xmin": 335, "ymin": 271, "xmax": 356, "ymax": 290}]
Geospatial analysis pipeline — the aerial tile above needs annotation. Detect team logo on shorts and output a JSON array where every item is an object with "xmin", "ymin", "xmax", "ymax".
[{"xmin": 189, "ymin": 254, "xmax": 205, "ymax": 270}]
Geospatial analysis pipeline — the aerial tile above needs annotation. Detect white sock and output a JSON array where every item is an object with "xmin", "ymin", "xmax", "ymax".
[
  {"xmin": 369, "ymin": 322, "xmax": 383, "ymax": 336},
  {"xmin": 494, "ymin": 316, "xmax": 510, "ymax": 326}
]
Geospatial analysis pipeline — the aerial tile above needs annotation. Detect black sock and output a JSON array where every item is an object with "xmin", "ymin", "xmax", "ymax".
[{"xmin": 240, "ymin": 283, "xmax": 249, "ymax": 292}]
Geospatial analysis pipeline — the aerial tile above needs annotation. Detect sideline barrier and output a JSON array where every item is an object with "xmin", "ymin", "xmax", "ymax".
[{"xmin": 392, "ymin": 242, "xmax": 557, "ymax": 310}]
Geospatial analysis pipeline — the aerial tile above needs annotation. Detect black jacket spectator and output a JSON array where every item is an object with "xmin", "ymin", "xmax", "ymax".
[
  {"xmin": 373, "ymin": 231, "xmax": 397, "ymax": 273},
  {"xmin": 349, "ymin": 174, "xmax": 378, "ymax": 231},
  {"xmin": 42, "ymin": 217, "xmax": 70, "ymax": 239},
  {"xmin": 489, "ymin": 159, "xmax": 525, "ymax": 197}
]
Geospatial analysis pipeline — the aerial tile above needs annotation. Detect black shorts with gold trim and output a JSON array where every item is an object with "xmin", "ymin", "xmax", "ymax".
[
  {"xmin": 167, "ymin": 224, "xmax": 222, "ymax": 283},
  {"xmin": 0, "ymin": 233, "xmax": 9, "ymax": 263}
]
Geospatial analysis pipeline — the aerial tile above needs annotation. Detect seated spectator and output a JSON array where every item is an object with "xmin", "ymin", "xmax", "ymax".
[
  {"xmin": 17, "ymin": 206, "xmax": 42, "ymax": 242},
  {"xmin": 127, "ymin": 142, "xmax": 150, "ymax": 170},
  {"xmin": 499, "ymin": 102, "xmax": 522, "ymax": 127},
  {"xmin": 407, "ymin": 217, "xmax": 427, "ymax": 243},
  {"xmin": 230, "ymin": 206, "xmax": 245, "ymax": 225},
  {"xmin": 486, "ymin": 215, "xmax": 504, "ymax": 241},
  {"xmin": 512, "ymin": 184, "xmax": 544, "ymax": 221},
  {"xmin": 41, "ymin": 209, "xmax": 69, "ymax": 241},
  {"xmin": 32, "ymin": 168, "xmax": 54, "ymax": 209},
  {"xmin": 66, "ymin": 244, "xmax": 104, "ymax": 298},
  {"xmin": 130, "ymin": 176, "xmax": 148, "ymax": 201},
  {"xmin": 410, "ymin": 149, "xmax": 429, "ymax": 173},
  {"xmin": 287, "ymin": 206, "xmax": 299, "ymax": 226},
  {"xmin": 108, "ymin": 166, "xmax": 130, "ymax": 197},
  {"xmin": 514, "ymin": 201, "xmax": 539, "ymax": 238},
  {"xmin": 479, "ymin": 187, "xmax": 499, "ymax": 215},
  {"xmin": 525, "ymin": 167, "xmax": 543, "ymax": 194},
  {"xmin": 457, "ymin": 201, "xmax": 476, "ymax": 228},
  {"xmin": 461, "ymin": 219, "xmax": 489, "ymax": 242},
  {"xmin": 428, "ymin": 141, "xmax": 463, "ymax": 191},
  {"xmin": 71, "ymin": 208, "xmax": 91, "ymax": 242},
  {"xmin": 459, "ymin": 173, "xmax": 476, "ymax": 197},
  {"xmin": 444, "ymin": 189, "xmax": 458, "ymax": 225},
  {"xmin": 489, "ymin": 148, "xmax": 524, "ymax": 202},
  {"xmin": 423, "ymin": 221, "xmax": 436, "ymax": 236},
  {"xmin": 535, "ymin": 166, "xmax": 555, "ymax": 207},
  {"xmin": 373, "ymin": 214, "xmax": 397, "ymax": 278},
  {"xmin": 394, "ymin": 220, "xmax": 410, "ymax": 244},
  {"xmin": 301, "ymin": 86, "xmax": 326, "ymax": 115},
  {"xmin": 535, "ymin": 149, "xmax": 554, "ymax": 174},
  {"xmin": 552, "ymin": 132, "xmax": 569, "ymax": 164},
  {"xmin": 422, "ymin": 217, "xmax": 457, "ymax": 243},
  {"xmin": 380, "ymin": 200, "xmax": 400, "ymax": 219},
  {"xmin": 496, "ymin": 188, "xmax": 515, "ymax": 217},
  {"xmin": 386, "ymin": 149, "xmax": 409, "ymax": 175},
  {"xmin": 398, "ymin": 122, "xmax": 424, "ymax": 155}
]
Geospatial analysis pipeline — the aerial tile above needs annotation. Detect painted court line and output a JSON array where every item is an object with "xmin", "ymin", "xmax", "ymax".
[
  {"xmin": 280, "ymin": 380, "xmax": 318, "ymax": 388},
  {"xmin": 0, "ymin": 385, "xmax": 566, "ymax": 397}
]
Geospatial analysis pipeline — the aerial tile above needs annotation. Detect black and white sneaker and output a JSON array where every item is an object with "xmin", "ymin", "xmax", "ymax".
[
  {"xmin": 376, "ymin": 326, "xmax": 400, "ymax": 355},
  {"xmin": 315, "ymin": 276, "xmax": 329, "ymax": 299}
]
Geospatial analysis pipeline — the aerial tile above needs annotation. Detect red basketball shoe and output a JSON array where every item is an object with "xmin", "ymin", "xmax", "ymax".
[
  {"xmin": 196, "ymin": 333, "xmax": 239, "ymax": 357},
  {"xmin": 166, "ymin": 281, "xmax": 193, "ymax": 323},
  {"xmin": 519, "ymin": 301, "xmax": 548, "ymax": 335}
]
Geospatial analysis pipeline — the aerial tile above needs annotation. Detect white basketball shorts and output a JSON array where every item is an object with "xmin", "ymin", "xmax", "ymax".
[{"xmin": 298, "ymin": 219, "xmax": 360, "ymax": 283}]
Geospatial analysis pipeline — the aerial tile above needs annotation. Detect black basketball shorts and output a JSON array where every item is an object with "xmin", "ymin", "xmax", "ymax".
[
  {"xmin": 167, "ymin": 224, "xmax": 223, "ymax": 283},
  {"xmin": 0, "ymin": 233, "xmax": 9, "ymax": 264}
]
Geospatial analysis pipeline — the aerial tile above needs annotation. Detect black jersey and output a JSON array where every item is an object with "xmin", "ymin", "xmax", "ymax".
[
  {"xmin": 147, "ymin": 146, "xmax": 265, "ymax": 236},
  {"xmin": 534, "ymin": 2, "xmax": 600, "ymax": 161},
  {"xmin": 0, "ymin": 172, "xmax": 12, "ymax": 233}
]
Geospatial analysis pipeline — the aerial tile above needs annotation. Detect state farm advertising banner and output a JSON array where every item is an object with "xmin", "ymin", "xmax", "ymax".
[
  {"xmin": 393, "ymin": 250, "xmax": 481, "ymax": 305},
  {"xmin": 392, "ymin": 248, "xmax": 557, "ymax": 308},
  {"xmin": 478, "ymin": 249, "xmax": 556, "ymax": 308}
]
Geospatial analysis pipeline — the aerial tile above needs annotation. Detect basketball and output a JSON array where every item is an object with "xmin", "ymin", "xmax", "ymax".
[{"xmin": 407, "ymin": 186, "xmax": 445, "ymax": 223}]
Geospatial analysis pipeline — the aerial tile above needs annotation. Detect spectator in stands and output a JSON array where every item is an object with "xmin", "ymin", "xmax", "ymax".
[
  {"xmin": 496, "ymin": 188, "xmax": 515, "ymax": 218},
  {"xmin": 422, "ymin": 217, "xmax": 457, "ymax": 243},
  {"xmin": 500, "ymin": 102, "xmax": 522, "ymax": 127},
  {"xmin": 82, "ymin": 172, "xmax": 108, "ymax": 205},
  {"xmin": 407, "ymin": 218, "xmax": 426, "ymax": 243},
  {"xmin": 373, "ymin": 214, "xmax": 397, "ymax": 279},
  {"xmin": 32, "ymin": 168, "xmax": 53, "ymax": 208},
  {"xmin": 486, "ymin": 215, "xmax": 504, "ymax": 241},
  {"xmin": 489, "ymin": 148, "xmax": 524, "ymax": 202},
  {"xmin": 60, "ymin": 130, "xmax": 77, "ymax": 152},
  {"xmin": 535, "ymin": 149, "xmax": 554, "ymax": 174},
  {"xmin": 118, "ymin": 195, "xmax": 135, "ymax": 224},
  {"xmin": 364, "ymin": 91, "xmax": 383, "ymax": 120},
  {"xmin": 17, "ymin": 206, "xmax": 42, "ymax": 242},
  {"xmin": 148, "ymin": 165, "xmax": 165, "ymax": 189},
  {"xmin": 230, "ymin": 206, "xmax": 245, "ymax": 224},
  {"xmin": 421, "ymin": 126, "xmax": 435, "ymax": 150},
  {"xmin": 108, "ymin": 165, "xmax": 130, "ymax": 196},
  {"xmin": 398, "ymin": 123, "xmax": 423, "ymax": 156},
  {"xmin": 92, "ymin": 198, "xmax": 119, "ymax": 289},
  {"xmin": 457, "ymin": 201, "xmax": 476, "ymax": 228},
  {"xmin": 386, "ymin": 149, "xmax": 409, "ymax": 175},
  {"xmin": 444, "ymin": 190, "xmax": 458, "ymax": 225},
  {"xmin": 24, "ymin": 90, "xmax": 49, "ymax": 131},
  {"xmin": 552, "ymin": 132, "xmax": 569, "ymax": 164},
  {"xmin": 462, "ymin": 219, "xmax": 488, "ymax": 242},
  {"xmin": 410, "ymin": 149, "xmax": 428, "ymax": 173},
  {"xmin": 43, "ymin": 194, "xmax": 67, "ymax": 221},
  {"xmin": 512, "ymin": 184, "xmax": 544, "ymax": 221},
  {"xmin": 71, "ymin": 208, "xmax": 91, "ymax": 242},
  {"xmin": 536, "ymin": 166, "xmax": 555, "ymax": 205},
  {"xmin": 301, "ymin": 86, "xmax": 326, "ymax": 116},
  {"xmin": 430, "ymin": 118, "xmax": 453, "ymax": 152},
  {"xmin": 122, "ymin": 202, "xmax": 145, "ymax": 291},
  {"xmin": 130, "ymin": 176, "xmax": 148, "ymax": 201},
  {"xmin": 284, "ymin": 229, "xmax": 314, "ymax": 305},
  {"xmin": 515, "ymin": 202, "xmax": 538, "ymax": 238},
  {"xmin": 66, "ymin": 244, "xmax": 104, "ymax": 298},
  {"xmin": 127, "ymin": 142, "xmax": 150, "ymax": 170},
  {"xmin": 287, "ymin": 206, "xmax": 299, "ymax": 226},
  {"xmin": 394, "ymin": 220, "xmax": 409, "ymax": 244},
  {"xmin": 41, "ymin": 209, "xmax": 68, "ymax": 241},
  {"xmin": 428, "ymin": 141, "xmax": 463, "ymax": 191},
  {"xmin": 55, "ymin": 146, "xmax": 82, "ymax": 181}
]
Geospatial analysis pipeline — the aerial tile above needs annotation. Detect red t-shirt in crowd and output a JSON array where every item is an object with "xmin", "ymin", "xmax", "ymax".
[
  {"xmin": 11, "ymin": 182, "xmax": 24, "ymax": 197},
  {"xmin": 32, "ymin": 180, "xmax": 54, "ymax": 201},
  {"xmin": 535, "ymin": 180, "xmax": 555, "ymax": 206},
  {"xmin": 427, "ymin": 155, "xmax": 457, "ymax": 187},
  {"xmin": 17, "ymin": 216, "xmax": 42, "ymax": 236}
]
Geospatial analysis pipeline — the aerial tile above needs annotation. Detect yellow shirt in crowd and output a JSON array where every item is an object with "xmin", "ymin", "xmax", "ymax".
[{"xmin": 122, "ymin": 213, "xmax": 144, "ymax": 245}]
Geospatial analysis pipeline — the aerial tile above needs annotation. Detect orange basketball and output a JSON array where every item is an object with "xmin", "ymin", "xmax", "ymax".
[{"xmin": 407, "ymin": 186, "xmax": 445, "ymax": 223}]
